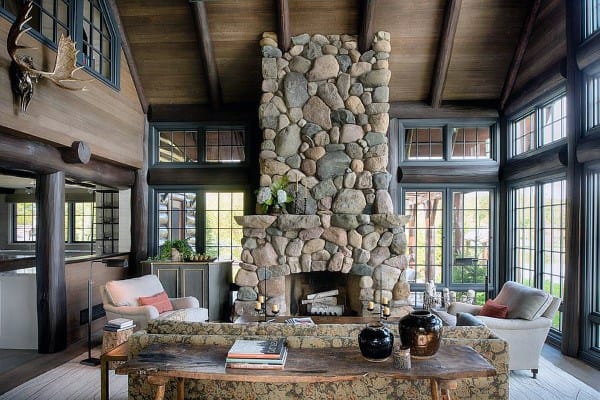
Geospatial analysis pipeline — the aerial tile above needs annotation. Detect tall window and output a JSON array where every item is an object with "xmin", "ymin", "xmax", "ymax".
[
  {"xmin": 510, "ymin": 95, "xmax": 567, "ymax": 157},
  {"xmin": 584, "ymin": 168, "xmax": 600, "ymax": 358},
  {"xmin": 585, "ymin": 0, "xmax": 600, "ymax": 38},
  {"xmin": 204, "ymin": 192, "xmax": 244, "ymax": 260},
  {"xmin": 13, "ymin": 202, "xmax": 36, "ymax": 242},
  {"xmin": 0, "ymin": 0, "xmax": 119, "ymax": 88},
  {"xmin": 153, "ymin": 126, "xmax": 246, "ymax": 165},
  {"xmin": 155, "ymin": 190, "xmax": 244, "ymax": 261},
  {"xmin": 586, "ymin": 75, "xmax": 600, "ymax": 130},
  {"xmin": 402, "ymin": 188, "xmax": 493, "ymax": 304},
  {"xmin": 509, "ymin": 179, "xmax": 566, "ymax": 331},
  {"xmin": 71, "ymin": 201, "xmax": 95, "ymax": 242}
]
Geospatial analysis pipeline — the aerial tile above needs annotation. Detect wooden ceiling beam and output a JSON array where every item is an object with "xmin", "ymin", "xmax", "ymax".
[
  {"xmin": 499, "ymin": 0, "xmax": 542, "ymax": 111},
  {"xmin": 429, "ymin": 0, "xmax": 462, "ymax": 108},
  {"xmin": 358, "ymin": 0, "xmax": 378, "ymax": 53},
  {"xmin": 389, "ymin": 101, "xmax": 498, "ymax": 119},
  {"xmin": 106, "ymin": 0, "xmax": 148, "ymax": 114},
  {"xmin": 190, "ymin": 1, "xmax": 223, "ymax": 111},
  {"xmin": 276, "ymin": 0, "xmax": 291, "ymax": 52},
  {"xmin": 149, "ymin": 103, "xmax": 256, "ymax": 123}
]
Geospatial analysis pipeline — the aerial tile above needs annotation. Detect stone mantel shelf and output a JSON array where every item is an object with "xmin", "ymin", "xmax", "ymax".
[{"xmin": 234, "ymin": 214, "xmax": 410, "ymax": 230}]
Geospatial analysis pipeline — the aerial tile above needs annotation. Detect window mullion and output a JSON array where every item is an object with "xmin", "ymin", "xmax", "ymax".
[
  {"xmin": 536, "ymin": 183, "xmax": 544, "ymax": 289},
  {"xmin": 197, "ymin": 189, "xmax": 205, "ymax": 255}
]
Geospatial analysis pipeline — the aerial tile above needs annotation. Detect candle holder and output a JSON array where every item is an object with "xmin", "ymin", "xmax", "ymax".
[
  {"xmin": 254, "ymin": 294, "xmax": 279, "ymax": 322},
  {"xmin": 367, "ymin": 299, "xmax": 391, "ymax": 321}
]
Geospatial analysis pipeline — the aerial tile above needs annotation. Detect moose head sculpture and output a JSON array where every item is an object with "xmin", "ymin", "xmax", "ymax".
[{"xmin": 7, "ymin": 0, "xmax": 90, "ymax": 112}]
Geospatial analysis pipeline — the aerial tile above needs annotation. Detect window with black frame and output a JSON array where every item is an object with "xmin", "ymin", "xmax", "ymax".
[
  {"xmin": 508, "ymin": 179, "xmax": 566, "ymax": 332},
  {"xmin": 13, "ymin": 202, "xmax": 36, "ymax": 242},
  {"xmin": 583, "ymin": 167, "xmax": 600, "ymax": 356},
  {"xmin": 401, "ymin": 187, "xmax": 493, "ymax": 306}
]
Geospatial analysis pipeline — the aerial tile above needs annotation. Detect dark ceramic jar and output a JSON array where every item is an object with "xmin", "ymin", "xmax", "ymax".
[
  {"xmin": 399, "ymin": 310, "xmax": 442, "ymax": 358},
  {"xmin": 358, "ymin": 322, "xmax": 394, "ymax": 362}
]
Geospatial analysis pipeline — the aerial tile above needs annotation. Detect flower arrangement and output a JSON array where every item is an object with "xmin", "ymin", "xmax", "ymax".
[{"xmin": 256, "ymin": 176, "xmax": 293, "ymax": 214}]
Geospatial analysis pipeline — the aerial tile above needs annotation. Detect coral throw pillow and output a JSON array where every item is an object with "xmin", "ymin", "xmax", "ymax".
[
  {"xmin": 479, "ymin": 299, "xmax": 509, "ymax": 318},
  {"xmin": 139, "ymin": 291, "xmax": 173, "ymax": 314}
]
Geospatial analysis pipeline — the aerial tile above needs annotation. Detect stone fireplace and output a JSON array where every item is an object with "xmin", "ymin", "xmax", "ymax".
[{"xmin": 233, "ymin": 31, "xmax": 412, "ymax": 318}]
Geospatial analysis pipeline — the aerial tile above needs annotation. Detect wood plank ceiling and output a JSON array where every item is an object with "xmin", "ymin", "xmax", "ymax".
[{"xmin": 115, "ymin": 0, "xmax": 544, "ymax": 112}]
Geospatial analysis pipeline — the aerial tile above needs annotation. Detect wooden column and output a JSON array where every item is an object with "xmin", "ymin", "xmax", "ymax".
[
  {"xmin": 36, "ymin": 171, "xmax": 66, "ymax": 353},
  {"xmin": 276, "ymin": 0, "xmax": 290, "ymax": 52},
  {"xmin": 358, "ymin": 0, "xmax": 378, "ymax": 53},
  {"xmin": 563, "ymin": 0, "xmax": 583, "ymax": 357},
  {"xmin": 130, "ymin": 118, "xmax": 149, "ymax": 275}
]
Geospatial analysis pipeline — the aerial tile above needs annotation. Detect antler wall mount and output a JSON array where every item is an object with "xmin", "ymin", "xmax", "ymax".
[{"xmin": 7, "ymin": 1, "xmax": 90, "ymax": 112}]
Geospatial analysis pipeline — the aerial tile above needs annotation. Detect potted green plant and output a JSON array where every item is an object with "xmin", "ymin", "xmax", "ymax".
[{"xmin": 159, "ymin": 239, "xmax": 193, "ymax": 261}]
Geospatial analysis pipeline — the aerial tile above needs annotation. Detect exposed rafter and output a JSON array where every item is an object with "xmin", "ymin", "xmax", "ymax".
[
  {"xmin": 429, "ymin": 0, "xmax": 462, "ymax": 108},
  {"xmin": 499, "ymin": 0, "xmax": 541, "ymax": 111},
  {"xmin": 190, "ymin": 0, "xmax": 223, "ymax": 110},
  {"xmin": 106, "ymin": 0, "xmax": 148, "ymax": 114},
  {"xmin": 358, "ymin": 0, "xmax": 378, "ymax": 53},
  {"xmin": 276, "ymin": 0, "xmax": 291, "ymax": 52}
]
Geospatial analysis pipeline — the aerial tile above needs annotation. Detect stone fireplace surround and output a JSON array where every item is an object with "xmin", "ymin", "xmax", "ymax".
[{"xmin": 233, "ymin": 31, "xmax": 412, "ymax": 318}]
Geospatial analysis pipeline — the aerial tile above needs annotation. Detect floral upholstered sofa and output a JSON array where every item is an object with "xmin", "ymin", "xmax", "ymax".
[{"xmin": 124, "ymin": 320, "xmax": 509, "ymax": 400}]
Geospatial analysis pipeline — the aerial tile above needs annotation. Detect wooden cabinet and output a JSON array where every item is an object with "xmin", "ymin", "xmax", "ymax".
[{"xmin": 142, "ymin": 261, "xmax": 231, "ymax": 321}]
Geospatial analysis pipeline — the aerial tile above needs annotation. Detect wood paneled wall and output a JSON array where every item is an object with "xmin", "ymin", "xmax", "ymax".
[
  {"xmin": 0, "ymin": 18, "xmax": 145, "ymax": 169},
  {"xmin": 65, "ymin": 256, "xmax": 129, "ymax": 345}
]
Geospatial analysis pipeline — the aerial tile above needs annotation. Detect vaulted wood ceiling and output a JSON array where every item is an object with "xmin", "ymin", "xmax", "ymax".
[{"xmin": 113, "ymin": 0, "xmax": 563, "ymax": 113}]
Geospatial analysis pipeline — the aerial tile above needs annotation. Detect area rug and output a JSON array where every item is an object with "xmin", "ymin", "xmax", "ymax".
[{"xmin": 1, "ymin": 351, "xmax": 598, "ymax": 400}]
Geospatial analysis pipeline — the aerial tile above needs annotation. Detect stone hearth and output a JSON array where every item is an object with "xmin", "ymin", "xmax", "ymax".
[{"xmin": 232, "ymin": 31, "xmax": 412, "ymax": 318}]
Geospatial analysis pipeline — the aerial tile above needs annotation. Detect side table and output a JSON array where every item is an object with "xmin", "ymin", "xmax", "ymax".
[
  {"xmin": 100, "ymin": 341, "xmax": 128, "ymax": 400},
  {"xmin": 102, "ymin": 326, "xmax": 134, "ymax": 369}
]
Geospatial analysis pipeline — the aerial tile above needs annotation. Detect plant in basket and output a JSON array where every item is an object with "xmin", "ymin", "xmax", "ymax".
[{"xmin": 256, "ymin": 176, "xmax": 293, "ymax": 214}]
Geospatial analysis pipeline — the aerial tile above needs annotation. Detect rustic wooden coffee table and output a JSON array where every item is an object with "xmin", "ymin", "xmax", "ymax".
[{"xmin": 116, "ymin": 343, "xmax": 495, "ymax": 400}]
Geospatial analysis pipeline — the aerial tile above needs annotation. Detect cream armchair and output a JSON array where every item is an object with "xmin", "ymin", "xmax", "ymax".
[
  {"xmin": 445, "ymin": 281, "xmax": 561, "ymax": 378},
  {"xmin": 101, "ymin": 274, "xmax": 208, "ymax": 329}
]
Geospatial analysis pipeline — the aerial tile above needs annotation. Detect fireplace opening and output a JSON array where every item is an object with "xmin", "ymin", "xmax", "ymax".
[{"xmin": 285, "ymin": 272, "xmax": 361, "ymax": 316}]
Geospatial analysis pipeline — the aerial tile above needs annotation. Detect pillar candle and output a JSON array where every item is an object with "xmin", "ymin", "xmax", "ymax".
[
  {"xmin": 367, "ymin": 301, "xmax": 375, "ymax": 310},
  {"xmin": 382, "ymin": 296, "xmax": 389, "ymax": 305},
  {"xmin": 255, "ymin": 301, "xmax": 262, "ymax": 311},
  {"xmin": 258, "ymin": 295, "xmax": 265, "ymax": 303},
  {"xmin": 271, "ymin": 304, "xmax": 279, "ymax": 313},
  {"xmin": 383, "ymin": 306, "xmax": 391, "ymax": 316}
]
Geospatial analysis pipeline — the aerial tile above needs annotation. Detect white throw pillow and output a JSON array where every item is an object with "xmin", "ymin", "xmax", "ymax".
[
  {"xmin": 105, "ymin": 275, "xmax": 165, "ymax": 307},
  {"xmin": 494, "ymin": 281, "xmax": 552, "ymax": 320}
]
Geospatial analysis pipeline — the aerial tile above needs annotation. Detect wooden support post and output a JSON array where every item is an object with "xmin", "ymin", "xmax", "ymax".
[
  {"xmin": 36, "ymin": 171, "xmax": 66, "ymax": 353},
  {"xmin": 147, "ymin": 375, "xmax": 169, "ymax": 400},
  {"xmin": 358, "ymin": 0, "xmax": 378, "ymax": 53},
  {"xmin": 130, "ymin": 118, "xmax": 149, "ymax": 274},
  {"xmin": 276, "ymin": 0, "xmax": 290, "ymax": 52}
]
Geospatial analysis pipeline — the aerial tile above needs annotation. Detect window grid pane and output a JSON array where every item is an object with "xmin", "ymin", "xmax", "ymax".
[
  {"xmin": 404, "ymin": 128, "xmax": 444, "ymax": 160},
  {"xmin": 14, "ymin": 202, "xmax": 37, "ymax": 242},
  {"xmin": 541, "ymin": 180, "xmax": 566, "ymax": 331},
  {"xmin": 158, "ymin": 130, "xmax": 199, "ymax": 163},
  {"xmin": 157, "ymin": 192, "xmax": 197, "ymax": 250},
  {"xmin": 586, "ymin": 75, "xmax": 600, "ymax": 130},
  {"xmin": 451, "ymin": 127, "xmax": 492, "ymax": 160},
  {"xmin": 82, "ymin": 0, "xmax": 112, "ymax": 79},
  {"xmin": 584, "ymin": 169, "xmax": 600, "ymax": 350},
  {"xmin": 205, "ymin": 128, "xmax": 245, "ymax": 163},
  {"xmin": 512, "ymin": 112, "xmax": 536, "ymax": 156},
  {"xmin": 73, "ymin": 202, "xmax": 95, "ymax": 242},
  {"xmin": 451, "ymin": 191, "xmax": 491, "ymax": 287},
  {"xmin": 5, "ymin": 0, "xmax": 72, "ymax": 44},
  {"xmin": 541, "ymin": 96, "xmax": 567, "ymax": 145},
  {"xmin": 204, "ymin": 192, "xmax": 244, "ymax": 261},
  {"xmin": 585, "ymin": 0, "xmax": 600, "ymax": 38},
  {"xmin": 404, "ymin": 191, "xmax": 444, "ymax": 283},
  {"xmin": 513, "ymin": 186, "xmax": 536, "ymax": 286}
]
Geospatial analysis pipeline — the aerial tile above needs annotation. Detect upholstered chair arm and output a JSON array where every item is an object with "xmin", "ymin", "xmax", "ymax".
[
  {"xmin": 477, "ymin": 316, "xmax": 552, "ymax": 330},
  {"xmin": 447, "ymin": 302, "xmax": 483, "ymax": 316},
  {"xmin": 103, "ymin": 303, "xmax": 160, "ymax": 320},
  {"xmin": 170, "ymin": 296, "xmax": 200, "ymax": 310}
]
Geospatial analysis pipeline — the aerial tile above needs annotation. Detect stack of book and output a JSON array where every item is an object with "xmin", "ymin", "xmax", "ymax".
[
  {"xmin": 226, "ymin": 338, "xmax": 288, "ymax": 370},
  {"xmin": 104, "ymin": 318, "xmax": 134, "ymax": 332}
]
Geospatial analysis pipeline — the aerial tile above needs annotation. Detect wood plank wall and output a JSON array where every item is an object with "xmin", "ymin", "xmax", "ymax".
[{"xmin": 0, "ymin": 18, "xmax": 145, "ymax": 169}]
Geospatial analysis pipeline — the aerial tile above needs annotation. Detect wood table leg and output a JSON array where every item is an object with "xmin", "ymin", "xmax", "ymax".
[
  {"xmin": 439, "ymin": 379, "xmax": 458, "ymax": 400},
  {"xmin": 147, "ymin": 375, "xmax": 170, "ymax": 400},
  {"xmin": 430, "ymin": 379, "xmax": 440, "ymax": 400},
  {"xmin": 177, "ymin": 377, "xmax": 185, "ymax": 400},
  {"xmin": 100, "ymin": 358, "xmax": 109, "ymax": 400}
]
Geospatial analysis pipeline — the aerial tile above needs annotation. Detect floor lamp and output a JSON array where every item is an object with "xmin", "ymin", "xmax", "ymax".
[{"xmin": 80, "ymin": 258, "xmax": 128, "ymax": 366}]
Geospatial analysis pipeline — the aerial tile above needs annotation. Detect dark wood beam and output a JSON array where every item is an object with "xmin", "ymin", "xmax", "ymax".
[
  {"xmin": 358, "ymin": 0, "xmax": 378, "ymax": 53},
  {"xmin": 36, "ymin": 171, "xmax": 66, "ymax": 353},
  {"xmin": 563, "ymin": 0, "xmax": 583, "ymax": 357},
  {"xmin": 577, "ymin": 32, "xmax": 600, "ymax": 74},
  {"xmin": 60, "ymin": 141, "xmax": 91, "ymax": 164},
  {"xmin": 149, "ymin": 103, "xmax": 257, "ymax": 122},
  {"xmin": 389, "ymin": 101, "xmax": 498, "ymax": 119},
  {"xmin": 276, "ymin": 0, "xmax": 291, "ymax": 52},
  {"xmin": 0, "ymin": 133, "xmax": 134, "ymax": 188},
  {"xmin": 130, "ymin": 118, "xmax": 149, "ymax": 275},
  {"xmin": 148, "ymin": 167, "xmax": 252, "ymax": 186},
  {"xmin": 503, "ymin": 59, "xmax": 566, "ymax": 116},
  {"xmin": 106, "ymin": 0, "xmax": 148, "ymax": 114},
  {"xmin": 398, "ymin": 165, "xmax": 499, "ymax": 184},
  {"xmin": 191, "ymin": 1, "xmax": 223, "ymax": 111},
  {"xmin": 499, "ymin": 0, "xmax": 542, "ymax": 111},
  {"xmin": 501, "ymin": 143, "xmax": 568, "ymax": 182},
  {"xmin": 429, "ymin": 0, "xmax": 462, "ymax": 108},
  {"xmin": 576, "ymin": 132, "xmax": 600, "ymax": 164}
]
